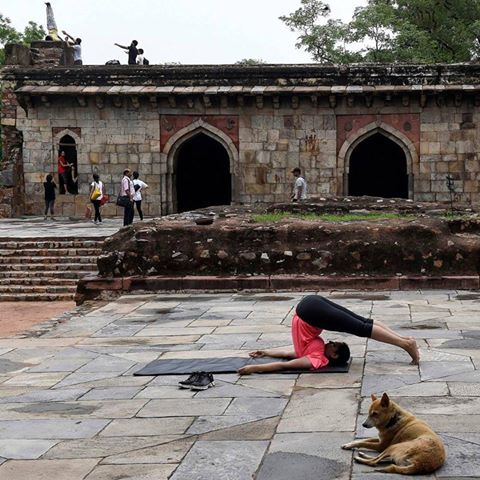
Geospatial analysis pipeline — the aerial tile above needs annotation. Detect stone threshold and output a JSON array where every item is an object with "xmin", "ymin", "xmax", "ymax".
[{"xmin": 75, "ymin": 274, "xmax": 479, "ymax": 304}]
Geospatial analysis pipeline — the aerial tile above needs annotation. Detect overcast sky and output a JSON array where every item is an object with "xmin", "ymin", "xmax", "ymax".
[{"xmin": 2, "ymin": 0, "xmax": 367, "ymax": 65}]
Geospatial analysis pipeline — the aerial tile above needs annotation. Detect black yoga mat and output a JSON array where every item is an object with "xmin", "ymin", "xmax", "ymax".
[{"xmin": 134, "ymin": 356, "xmax": 351, "ymax": 376}]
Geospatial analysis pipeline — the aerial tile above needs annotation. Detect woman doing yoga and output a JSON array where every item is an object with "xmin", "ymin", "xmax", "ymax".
[{"xmin": 238, "ymin": 295, "xmax": 420, "ymax": 375}]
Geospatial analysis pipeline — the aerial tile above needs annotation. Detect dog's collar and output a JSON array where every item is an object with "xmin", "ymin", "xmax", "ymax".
[{"xmin": 385, "ymin": 413, "xmax": 400, "ymax": 429}]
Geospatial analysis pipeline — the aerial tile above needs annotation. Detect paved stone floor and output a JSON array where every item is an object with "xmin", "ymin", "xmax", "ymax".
[
  {"xmin": 0, "ymin": 290, "xmax": 479, "ymax": 479},
  {"xmin": 0, "ymin": 217, "xmax": 124, "ymax": 238}
]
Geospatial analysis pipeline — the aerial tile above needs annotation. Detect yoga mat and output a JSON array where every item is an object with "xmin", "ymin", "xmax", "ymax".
[{"xmin": 134, "ymin": 356, "xmax": 351, "ymax": 376}]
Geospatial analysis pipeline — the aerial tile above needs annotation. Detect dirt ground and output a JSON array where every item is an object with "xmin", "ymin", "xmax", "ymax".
[{"xmin": 0, "ymin": 302, "xmax": 75, "ymax": 337}]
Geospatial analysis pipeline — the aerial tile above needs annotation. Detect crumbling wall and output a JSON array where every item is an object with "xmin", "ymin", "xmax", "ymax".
[{"xmin": 0, "ymin": 81, "xmax": 24, "ymax": 217}]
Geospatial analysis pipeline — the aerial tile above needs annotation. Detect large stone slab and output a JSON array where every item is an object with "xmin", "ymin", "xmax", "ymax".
[
  {"xmin": 420, "ymin": 361, "xmax": 474, "ymax": 381},
  {"xmin": 225, "ymin": 397, "xmax": 288, "ymax": 417},
  {"xmin": 437, "ymin": 433, "xmax": 480, "ymax": 477},
  {"xmin": 0, "ymin": 388, "xmax": 89, "ymax": 404},
  {"xmin": 257, "ymin": 432, "xmax": 353, "ymax": 480},
  {"xmin": 100, "ymin": 417, "xmax": 193, "ymax": 437},
  {"xmin": 0, "ymin": 419, "xmax": 109, "ymax": 439},
  {"xmin": 0, "ymin": 439, "xmax": 58, "ymax": 459},
  {"xmin": 0, "ymin": 459, "xmax": 99, "ymax": 480},
  {"xmin": 199, "ymin": 416, "xmax": 279, "ymax": 441},
  {"xmin": 278, "ymin": 388, "xmax": 357, "ymax": 433},
  {"xmin": 45, "ymin": 435, "xmax": 184, "ymax": 459},
  {"xmin": 361, "ymin": 374, "xmax": 420, "ymax": 396},
  {"xmin": 102, "ymin": 437, "xmax": 194, "ymax": 464},
  {"xmin": 84, "ymin": 464, "xmax": 176, "ymax": 480},
  {"xmin": 137, "ymin": 398, "xmax": 231, "ymax": 417},
  {"xmin": 170, "ymin": 440, "xmax": 268, "ymax": 480}
]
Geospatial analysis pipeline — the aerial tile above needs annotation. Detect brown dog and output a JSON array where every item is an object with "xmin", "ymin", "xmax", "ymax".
[{"xmin": 341, "ymin": 393, "xmax": 445, "ymax": 474}]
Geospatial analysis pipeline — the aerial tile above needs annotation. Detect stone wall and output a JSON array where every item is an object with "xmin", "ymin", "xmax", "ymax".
[
  {"xmin": 0, "ymin": 81, "xmax": 24, "ymax": 217},
  {"xmin": 2, "ymin": 64, "xmax": 480, "ymax": 217}
]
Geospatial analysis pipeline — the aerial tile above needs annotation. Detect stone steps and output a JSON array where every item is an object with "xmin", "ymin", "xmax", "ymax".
[{"xmin": 0, "ymin": 238, "xmax": 104, "ymax": 301}]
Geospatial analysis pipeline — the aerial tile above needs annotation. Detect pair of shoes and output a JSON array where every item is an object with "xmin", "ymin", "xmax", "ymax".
[
  {"xmin": 50, "ymin": 217, "xmax": 56, "ymax": 221},
  {"xmin": 44, "ymin": 216, "xmax": 48, "ymax": 220},
  {"xmin": 178, "ymin": 372, "xmax": 215, "ymax": 391}
]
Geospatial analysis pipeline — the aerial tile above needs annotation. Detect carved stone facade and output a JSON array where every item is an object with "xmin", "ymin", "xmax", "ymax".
[{"xmin": 2, "ymin": 60, "xmax": 480, "ymax": 217}]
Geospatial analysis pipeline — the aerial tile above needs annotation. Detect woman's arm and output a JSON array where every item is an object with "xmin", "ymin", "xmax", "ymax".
[
  {"xmin": 249, "ymin": 348, "xmax": 296, "ymax": 359},
  {"xmin": 238, "ymin": 356, "xmax": 312, "ymax": 375}
]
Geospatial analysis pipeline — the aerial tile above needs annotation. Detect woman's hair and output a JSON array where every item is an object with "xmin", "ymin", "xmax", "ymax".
[
  {"xmin": 46, "ymin": 174, "xmax": 53, "ymax": 182},
  {"xmin": 133, "ymin": 171, "xmax": 139, "ymax": 179},
  {"xmin": 328, "ymin": 342, "xmax": 351, "ymax": 366},
  {"xmin": 123, "ymin": 169, "xmax": 130, "ymax": 176},
  {"xmin": 93, "ymin": 173, "xmax": 100, "ymax": 182}
]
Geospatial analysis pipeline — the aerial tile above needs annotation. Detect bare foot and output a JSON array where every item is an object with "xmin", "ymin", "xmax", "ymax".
[{"xmin": 404, "ymin": 338, "xmax": 420, "ymax": 365}]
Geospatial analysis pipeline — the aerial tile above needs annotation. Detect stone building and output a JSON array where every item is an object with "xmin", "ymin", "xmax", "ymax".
[{"xmin": 1, "ymin": 41, "xmax": 480, "ymax": 217}]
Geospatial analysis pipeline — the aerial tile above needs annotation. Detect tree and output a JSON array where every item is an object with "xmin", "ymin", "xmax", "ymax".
[
  {"xmin": 235, "ymin": 58, "xmax": 267, "ymax": 65},
  {"xmin": 280, "ymin": 0, "xmax": 480, "ymax": 63},
  {"xmin": 0, "ymin": 15, "xmax": 46, "ymax": 64}
]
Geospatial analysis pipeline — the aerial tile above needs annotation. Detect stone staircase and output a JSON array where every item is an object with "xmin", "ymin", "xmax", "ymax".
[{"xmin": 0, "ymin": 238, "xmax": 104, "ymax": 301}]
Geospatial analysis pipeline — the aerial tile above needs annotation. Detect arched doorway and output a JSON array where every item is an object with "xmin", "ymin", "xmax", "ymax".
[
  {"xmin": 175, "ymin": 133, "xmax": 232, "ymax": 212},
  {"xmin": 58, "ymin": 134, "xmax": 78, "ymax": 194},
  {"xmin": 348, "ymin": 133, "xmax": 408, "ymax": 198}
]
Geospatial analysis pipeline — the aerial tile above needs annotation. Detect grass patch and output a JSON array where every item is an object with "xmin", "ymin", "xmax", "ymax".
[{"xmin": 252, "ymin": 212, "xmax": 414, "ymax": 223}]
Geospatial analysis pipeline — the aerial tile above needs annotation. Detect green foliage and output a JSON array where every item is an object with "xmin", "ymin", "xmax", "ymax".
[
  {"xmin": 235, "ymin": 58, "xmax": 267, "ymax": 65},
  {"xmin": 253, "ymin": 212, "xmax": 413, "ymax": 222},
  {"xmin": 0, "ymin": 14, "xmax": 46, "ymax": 64},
  {"xmin": 280, "ymin": 0, "xmax": 480, "ymax": 63}
]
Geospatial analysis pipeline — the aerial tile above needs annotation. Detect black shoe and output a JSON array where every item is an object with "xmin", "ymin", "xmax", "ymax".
[
  {"xmin": 178, "ymin": 372, "xmax": 202, "ymax": 389},
  {"xmin": 190, "ymin": 372, "xmax": 215, "ymax": 391}
]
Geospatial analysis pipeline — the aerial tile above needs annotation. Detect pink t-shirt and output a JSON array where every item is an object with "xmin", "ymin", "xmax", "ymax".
[{"xmin": 292, "ymin": 314, "xmax": 330, "ymax": 370}]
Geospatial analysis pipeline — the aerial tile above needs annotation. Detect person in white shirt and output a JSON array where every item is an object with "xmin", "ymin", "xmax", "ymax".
[
  {"xmin": 120, "ymin": 169, "xmax": 134, "ymax": 226},
  {"xmin": 89, "ymin": 173, "xmax": 104, "ymax": 224},
  {"xmin": 45, "ymin": 2, "xmax": 60, "ymax": 41},
  {"xmin": 132, "ymin": 171, "xmax": 149, "ymax": 221},
  {"xmin": 136, "ymin": 49, "xmax": 145, "ymax": 65},
  {"xmin": 291, "ymin": 167, "xmax": 307, "ymax": 202},
  {"xmin": 62, "ymin": 31, "xmax": 82, "ymax": 65}
]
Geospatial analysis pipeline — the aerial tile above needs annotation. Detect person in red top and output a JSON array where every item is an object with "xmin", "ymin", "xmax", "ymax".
[
  {"xmin": 58, "ymin": 151, "xmax": 72, "ymax": 194},
  {"xmin": 238, "ymin": 295, "xmax": 419, "ymax": 375}
]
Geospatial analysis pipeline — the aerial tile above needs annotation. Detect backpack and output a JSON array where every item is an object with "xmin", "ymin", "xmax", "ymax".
[{"xmin": 143, "ymin": 58, "xmax": 150, "ymax": 65}]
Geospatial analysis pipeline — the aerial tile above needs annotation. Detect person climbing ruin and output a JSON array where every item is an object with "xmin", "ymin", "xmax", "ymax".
[
  {"xmin": 62, "ymin": 31, "xmax": 82, "ymax": 65},
  {"xmin": 45, "ymin": 2, "xmax": 60, "ymax": 41},
  {"xmin": 114, "ymin": 40, "xmax": 138, "ymax": 65}
]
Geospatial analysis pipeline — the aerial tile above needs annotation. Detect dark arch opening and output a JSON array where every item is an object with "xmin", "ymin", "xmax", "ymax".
[
  {"xmin": 175, "ymin": 133, "xmax": 232, "ymax": 212},
  {"xmin": 348, "ymin": 132, "xmax": 409, "ymax": 198},
  {"xmin": 58, "ymin": 134, "xmax": 78, "ymax": 194}
]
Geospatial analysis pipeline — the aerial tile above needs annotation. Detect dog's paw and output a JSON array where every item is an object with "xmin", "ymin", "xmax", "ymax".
[
  {"xmin": 341, "ymin": 442, "xmax": 355, "ymax": 450},
  {"xmin": 356, "ymin": 451, "xmax": 373, "ymax": 459}
]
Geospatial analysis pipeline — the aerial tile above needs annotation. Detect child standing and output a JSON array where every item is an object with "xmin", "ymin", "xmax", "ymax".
[
  {"xmin": 43, "ymin": 174, "xmax": 57, "ymax": 220},
  {"xmin": 132, "ymin": 171, "xmax": 148, "ymax": 221}
]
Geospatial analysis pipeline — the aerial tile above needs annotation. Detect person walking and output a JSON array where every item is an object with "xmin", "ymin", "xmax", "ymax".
[
  {"xmin": 119, "ymin": 169, "xmax": 134, "ymax": 226},
  {"xmin": 89, "ymin": 173, "xmax": 105, "ymax": 225},
  {"xmin": 132, "ymin": 171, "xmax": 148, "ymax": 221},
  {"xmin": 43, "ymin": 174, "xmax": 57, "ymax": 220},
  {"xmin": 114, "ymin": 40, "xmax": 138, "ymax": 65},
  {"xmin": 62, "ymin": 31, "xmax": 82, "ymax": 65},
  {"xmin": 291, "ymin": 167, "xmax": 307, "ymax": 202}
]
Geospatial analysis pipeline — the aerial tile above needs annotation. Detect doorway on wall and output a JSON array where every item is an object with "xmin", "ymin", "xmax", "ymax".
[
  {"xmin": 348, "ymin": 132, "xmax": 408, "ymax": 198},
  {"xmin": 58, "ymin": 134, "xmax": 78, "ymax": 194},
  {"xmin": 175, "ymin": 133, "xmax": 232, "ymax": 213}
]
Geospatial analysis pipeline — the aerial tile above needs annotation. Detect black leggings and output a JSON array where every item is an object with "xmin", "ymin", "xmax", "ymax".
[
  {"xmin": 92, "ymin": 200, "xmax": 101, "ymax": 222},
  {"xmin": 296, "ymin": 295, "xmax": 373, "ymax": 338},
  {"xmin": 134, "ymin": 200, "xmax": 143, "ymax": 221}
]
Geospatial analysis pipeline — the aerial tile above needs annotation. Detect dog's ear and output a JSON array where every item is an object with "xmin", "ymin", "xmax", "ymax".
[
  {"xmin": 380, "ymin": 393, "xmax": 390, "ymax": 407},
  {"xmin": 371, "ymin": 394, "xmax": 377, "ymax": 401}
]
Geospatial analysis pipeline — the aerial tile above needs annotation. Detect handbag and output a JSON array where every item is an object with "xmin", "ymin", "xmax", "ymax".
[
  {"xmin": 116, "ymin": 194, "xmax": 131, "ymax": 208},
  {"xmin": 85, "ymin": 205, "xmax": 92, "ymax": 219},
  {"xmin": 90, "ymin": 186, "xmax": 102, "ymax": 201},
  {"xmin": 100, "ymin": 194, "xmax": 109, "ymax": 206}
]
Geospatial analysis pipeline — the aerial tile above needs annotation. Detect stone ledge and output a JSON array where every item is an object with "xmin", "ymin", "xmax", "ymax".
[{"xmin": 75, "ymin": 274, "xmax": 480, "ymax": 304}]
